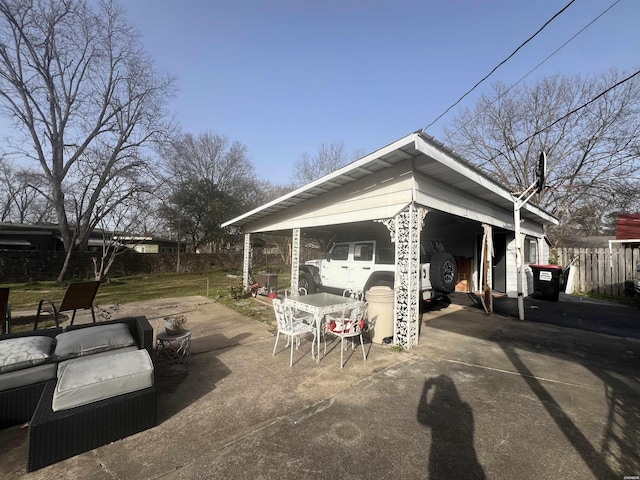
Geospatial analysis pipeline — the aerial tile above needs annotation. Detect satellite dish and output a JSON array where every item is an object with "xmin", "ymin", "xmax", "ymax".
[{"xmin": 536, "ymin": 151, "xmax": 547, "ymax": 193}]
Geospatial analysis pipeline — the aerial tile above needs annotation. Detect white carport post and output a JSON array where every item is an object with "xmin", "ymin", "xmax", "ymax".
[
  {"xmin": 290, "ymin": 228, "xmax": 300, "ymax": 293},
  {"xmin": 382, "ymin": 203, "xmax": 426, "ymax": 349},
  {"xmin": 243, "ymin": 233, "xmax": 252, "ymax": 293}
]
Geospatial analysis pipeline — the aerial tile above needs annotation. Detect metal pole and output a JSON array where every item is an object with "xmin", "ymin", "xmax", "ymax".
[
  {"xmin": 176, "ymin": 218, "xmax": 181, "ymax": 274},
  {"xmin": 514, "ymin": 199, "xmax": 525, "ymax": 320},
  {"xmin": 513, "ymin": 150, "xmax": 547, "ymax": 321}
]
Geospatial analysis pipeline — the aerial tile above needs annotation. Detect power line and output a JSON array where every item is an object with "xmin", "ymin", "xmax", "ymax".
[
  {"xmin": 491, "ymin": 69, "xmax": 640, "ymax": 161},
  {"xmin": 442, "ymin": 0, "xmax": 621, "ymax": 146},
  {"xmin": 422, "ymin": 0, "xmax": 576, "ymax": 132}
]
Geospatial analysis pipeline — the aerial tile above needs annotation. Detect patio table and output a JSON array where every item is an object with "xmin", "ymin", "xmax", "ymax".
[
  {"xmin": 284, "ymin": 292, "xmax": 359, "ymax": 363},
  {"xmin": 155, "ymin": 329, "xmax": 192, "ymax": 376}
]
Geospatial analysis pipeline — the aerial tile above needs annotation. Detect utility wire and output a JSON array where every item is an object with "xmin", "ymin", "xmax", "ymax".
[
  {"xmin": 442, "ymin": 0, "xmax": 621, "ymax": 146},
  {"xmin": 490, "ymin": 68, "xmax": 640, "ymax": 162},
  {"xmin": 422, "ymin": 0, "xmax": 576, "ymax": 132}
]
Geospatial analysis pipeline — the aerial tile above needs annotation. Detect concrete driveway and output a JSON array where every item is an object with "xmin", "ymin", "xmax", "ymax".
[
  {"xmin": 449, "ymin": 291, "xmax": 640, "ymax": 339},
  {"xmin": 1, "ymin": 296, "xmax": 639, "ymax": 479}
]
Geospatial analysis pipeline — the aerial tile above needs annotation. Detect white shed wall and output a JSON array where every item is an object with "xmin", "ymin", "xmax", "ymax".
[
  {"xmin": 505, "ymin": 234, "xmax": 549, "ymax": 298},
  {"xmin": 244, "ymin": 163, "xmax": 414, "ymax": 233}
]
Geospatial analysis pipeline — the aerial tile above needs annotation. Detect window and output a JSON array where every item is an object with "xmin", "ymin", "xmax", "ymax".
[
  {"xmin": 377, "ymin": 247, "xmax": 395, "ymax": 264},
  {"xmin": 524, "ymin": 237, "xmax": 537, "ymax": 264},
  {"xmin": 134, "ymin": 246, "xmax": 146, "ymax": 253},
  {"xmin": 353, "ymin": 242, "xmax": 374, "ymax": 261},
  {"xmin": 329, "ymin": 243, "xmax": 349, "ymax": 261}
]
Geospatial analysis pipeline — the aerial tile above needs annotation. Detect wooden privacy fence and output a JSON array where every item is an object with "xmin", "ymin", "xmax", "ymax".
[{"xmin": 557, "ymin": 247, "xmax": 640, "ymax": 296}]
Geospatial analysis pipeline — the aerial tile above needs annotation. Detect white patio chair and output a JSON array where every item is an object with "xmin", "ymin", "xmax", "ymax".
[
  {"xmin": 282, "ymin": 287, "xmax": 314, "ymax": 330},
  {"xmin": 325, "ymin": 289, "xmax": 363, "ymax": 334},
  {"xmin": 284, "ymin": 287, "xmax": 307, "ymax": 297},
  {"xmin": 272, "ymin": 298, "xmax": 316, "ymax": 367},
  {"xmin": 342, "ymin": 288, "xmax": 364, "ymax": 300},
  {"xmin": 324, "ymin": 301, "xmax": 368, "ymax": 368}
]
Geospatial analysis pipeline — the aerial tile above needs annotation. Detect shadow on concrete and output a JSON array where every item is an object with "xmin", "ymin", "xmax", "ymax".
[
  {"xmin": 450, "ymin": 292, "xmax": 640, "ymax": 339},
  {"xmin": 154, "ymin": 332, "xmax": 255, "ymax": 423},
  {"xmin": 321, "ymin": 336, "xmax": 373, "ymax": 368},
  {"xmin": 417, "ymin": 374, "xmax": 486, "ymax": 479},
  {"xmin": 190, "ymin": 332, "xmax": 253, "ymax": 354},
  {"xmin": 425, "ymin": 313, "xmax": 640, "ymax": 478},
  {"xmin": 272, "ymin": 335, "xmax": 316, "ymax": 366},
  {"xmin": 592, "ymin": 368, "xmax": 640, "ymax": 474},
  {"xmin": 500, "ymin": 344, "xmax": 618, "ymax": 479}
]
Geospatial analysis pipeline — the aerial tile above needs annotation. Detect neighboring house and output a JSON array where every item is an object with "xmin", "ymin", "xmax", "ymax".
[
  {"xmin": 567, "ymin": 236, "xmax": 617, "ymax": 249},
  {"xmin": 115, "ymin": 236, "xmax": 185, "ymax": 254},
  {"xmin": 223, "ymin": 131, "xmax": 558, "ymax": 349},
  {"xmin": 0, "ymin": 223, "xmax": 184, "ymax": 253},
  {"xmin": 0, "ymin": 223, "xmax": 63, "ymax": 251},
  {"xmin": 612, "ymin": 214, "xmax": 640, "ymax": 249}
]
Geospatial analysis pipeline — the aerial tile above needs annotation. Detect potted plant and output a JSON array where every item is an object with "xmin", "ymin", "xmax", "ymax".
[{"xmin": 163, "ymin": 314, "xmax": 187, "ymax": 335}]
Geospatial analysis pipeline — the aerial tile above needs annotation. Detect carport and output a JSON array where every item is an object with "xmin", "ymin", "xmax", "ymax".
[{"xmin": 222, "ymin": 131, "xmax": 558, "ymax": 348}]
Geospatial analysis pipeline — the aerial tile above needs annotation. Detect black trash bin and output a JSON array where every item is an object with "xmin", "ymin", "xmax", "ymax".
[{"xmin": 529, "ymin": 264, "xmax": 563, "ymax": 301}]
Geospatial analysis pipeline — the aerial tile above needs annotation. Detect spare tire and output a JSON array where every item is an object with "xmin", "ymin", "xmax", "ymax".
[{"xmin": 429, "ymin": 253, "xmax": 457, "ymax": 292}]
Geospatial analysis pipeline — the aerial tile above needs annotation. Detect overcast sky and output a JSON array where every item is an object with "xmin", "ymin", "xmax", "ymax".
[{"xmin": 4, "ymin": 1, "xmax": 639, "ymax": 185}]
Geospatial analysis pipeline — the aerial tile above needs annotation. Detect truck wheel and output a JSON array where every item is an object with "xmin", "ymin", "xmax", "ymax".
[
  {"xmin": 429, "ymin": 253, "xmax": 457, "ymax": 292},
  {"xmin": 299, "ymin": 272, "xmax": 316, "ymax": 294}
]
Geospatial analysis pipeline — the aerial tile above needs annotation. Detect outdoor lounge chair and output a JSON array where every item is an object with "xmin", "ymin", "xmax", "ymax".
[
  {"xmin": 1, "ymin": 287, "xmax": 10, "ymax": 335},
  {"xmin": 35, "ymin": 281, "xmax": 101, "ymax": 329}
]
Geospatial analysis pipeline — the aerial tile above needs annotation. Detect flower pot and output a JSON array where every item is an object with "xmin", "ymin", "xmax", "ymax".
[{"xmin": 164, "ymin": 320, "xmax": 181, "ymax": 336}]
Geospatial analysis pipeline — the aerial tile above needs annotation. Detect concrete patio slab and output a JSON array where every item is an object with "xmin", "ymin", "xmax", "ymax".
[{"xmin": 1, "ymin": 296, "xmax": 638, "ymax": 479}]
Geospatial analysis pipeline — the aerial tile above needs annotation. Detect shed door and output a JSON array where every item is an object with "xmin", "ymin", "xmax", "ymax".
[{"xmin": 492, "ymin": 233, "xmax": 507, "ymax": 293}]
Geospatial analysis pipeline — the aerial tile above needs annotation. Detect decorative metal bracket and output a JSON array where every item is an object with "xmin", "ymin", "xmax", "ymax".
[
  {"xmin": 379, "ymin": 203, "xmax": 428, "ymax": 348},
  {"xmin": 290, "ymin": 228, "xmax": 301, "ymax": 292},
  {"xmin": 243, "ymin": 233, "xmax": 252, "ymax": 292}
]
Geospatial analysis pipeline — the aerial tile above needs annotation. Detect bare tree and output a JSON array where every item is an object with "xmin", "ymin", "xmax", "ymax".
[
  {"xmin": 252, "ymin": 180, "xmax": 295, "ymax": 205},
  {"xmin": 0, "ymin": 156, "xmax": 14, "ymax": 221},
  {"xmin": 166, "ymin": 132, "xmax": 256, "ymax": 201},
  {"xmin": 0, "ymin": 0, "xmax": 175, "ymax": 280},
  {"xmin": 0, "ymin": 159, "xmax": 53, "ymax": 223},
  {"xmin": 443, "ymin": 70, "xmax": 640, "ymax": 243},
  {"xmin": 291, "ymin": 142, "xmax": 365, "ymax": 187},
  {"xmin": 92, "ymin": 190, "xmax": 157, "ymax": 281},
  {"xmin": 162, "ymin": 132, "xmax": 257, "ymax": 251}
]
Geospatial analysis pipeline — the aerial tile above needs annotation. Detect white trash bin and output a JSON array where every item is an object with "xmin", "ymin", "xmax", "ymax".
[{"xmin": 365, "ymin": 286, "xmax": 395, "ymax": 344}]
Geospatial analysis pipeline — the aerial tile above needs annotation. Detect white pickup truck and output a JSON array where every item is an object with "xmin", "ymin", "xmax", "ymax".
[{"xmin": 298, "ymin": 238, "xmax": 457, "ymax": 301}]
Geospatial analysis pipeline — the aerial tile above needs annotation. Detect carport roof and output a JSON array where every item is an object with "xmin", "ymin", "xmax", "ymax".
[{"xmin": 223, "ymin": 131, "xmax": 558, "ymax": 230}]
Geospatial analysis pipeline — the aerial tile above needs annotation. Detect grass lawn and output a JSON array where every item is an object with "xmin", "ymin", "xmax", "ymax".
[{"xmin": 4, "ymin": 269, "xmax": 293, "ymax": 330}]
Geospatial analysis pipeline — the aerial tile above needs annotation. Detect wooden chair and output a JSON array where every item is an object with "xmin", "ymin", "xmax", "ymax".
[
  {"xmin": 35, "ymin": 281, "xmax": 101, "ymax": 330},
  {"xmin": 1, "ymin": 287, "xmax": 10, "ymax": 335}
]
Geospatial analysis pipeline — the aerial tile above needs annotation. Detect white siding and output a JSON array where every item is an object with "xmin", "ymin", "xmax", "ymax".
[
  {"xmin": 415, "ymin": 172, "xmax": 514, "ymax": 229},
  {"xmin": 542, "ymin": 240, "xmax": 550, "ymax": 264},
  {"xmin": 245, "ymin": 162, "xmax": 414, "ymax": 233},
  {"xmin": 505, "ymin": 235, "xmax": 549, "ymax": 298}
]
